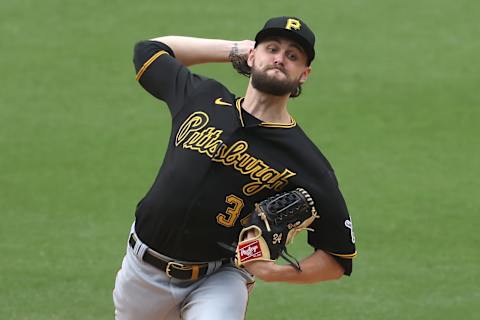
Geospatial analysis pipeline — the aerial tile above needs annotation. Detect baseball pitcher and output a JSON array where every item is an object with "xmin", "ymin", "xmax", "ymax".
[{"xmin": 113, "ymin": 16, "xmax": 357, "ymax": 320}]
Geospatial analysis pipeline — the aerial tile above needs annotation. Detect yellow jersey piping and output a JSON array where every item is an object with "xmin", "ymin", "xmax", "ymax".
[
  {"xmin": 259, "ymin": 118, "xmax": 296, "ymax": 128},
  {"xmin": 236, "ymin": 97, "xmax": 297, "ymax": 128},
  {"xmin": 235, "ymin": 97, "xmax": 245, "ymax": 127},
  {"xmin": 327, "ymin": 251, "xmax": 358, "ymax": 259},
  {"xmin": 135, "ymin": 50, "xmax": 169, "ymax": 81}
]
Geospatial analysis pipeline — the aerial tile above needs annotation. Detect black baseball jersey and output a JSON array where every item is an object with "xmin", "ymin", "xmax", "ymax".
[{"xmin": 132, "ymin": 40, "xmax": 357, "ymax": 275}]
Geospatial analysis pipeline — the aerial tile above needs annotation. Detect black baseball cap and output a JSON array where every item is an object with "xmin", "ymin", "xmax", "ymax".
[{"xmin": 255, "ymin": 16, "xmax": 316, "ymax": 65}]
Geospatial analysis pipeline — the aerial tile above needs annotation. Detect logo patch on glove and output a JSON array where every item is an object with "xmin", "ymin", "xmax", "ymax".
[{"xmin": 238, "ymin": 239, "xmax": 263, "ymax": 263}]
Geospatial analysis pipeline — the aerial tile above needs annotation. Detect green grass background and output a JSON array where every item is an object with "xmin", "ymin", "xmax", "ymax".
[{"xmin": 1, "ymin": 0, "xmax": 479, "ymax": 319}]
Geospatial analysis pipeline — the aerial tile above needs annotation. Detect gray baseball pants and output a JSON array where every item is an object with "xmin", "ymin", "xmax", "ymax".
[{"xmin": 113, "ymin": 228, "xmax": 255, "ymax": 320}]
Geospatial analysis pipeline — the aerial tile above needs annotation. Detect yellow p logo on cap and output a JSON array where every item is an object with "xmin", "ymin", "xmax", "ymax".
[{"xmin": 285, "ymin": 18, "xmax": 301, "ymax": 31}]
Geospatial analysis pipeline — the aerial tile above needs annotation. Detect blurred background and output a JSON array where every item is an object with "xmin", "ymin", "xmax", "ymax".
[{"xmin": 1, "ymin": 0, "xmax": 479, "ymax": 319}]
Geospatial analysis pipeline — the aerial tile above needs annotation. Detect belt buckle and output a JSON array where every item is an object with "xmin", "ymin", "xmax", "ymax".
[{"xmin": 165, "ymin": 261, "xmax": 200, "ymax": 281}]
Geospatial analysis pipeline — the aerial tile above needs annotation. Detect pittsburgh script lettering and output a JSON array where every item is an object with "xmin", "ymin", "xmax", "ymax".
[{"xmin": 175, "ymin": 112, "xmax": 296, "ymax": 196}]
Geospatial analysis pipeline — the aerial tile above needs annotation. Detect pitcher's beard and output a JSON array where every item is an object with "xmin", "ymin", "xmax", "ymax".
[{"xmin": 250, "ymin": 66, "xmax": 300, "ymax": 96}]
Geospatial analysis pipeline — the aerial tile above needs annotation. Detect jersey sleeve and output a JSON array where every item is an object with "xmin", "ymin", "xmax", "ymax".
[
  {"xmin": 133, "ymin": 40, "xmax": 207, "ymax": 116},
  {"xmin": 307, "ymin": 171, "xmax": 357, "ymax": 276}
]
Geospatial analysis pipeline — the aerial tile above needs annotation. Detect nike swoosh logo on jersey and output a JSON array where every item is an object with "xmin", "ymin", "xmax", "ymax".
[{"xmin": 214, "ymin": 98, "xmax": 232, "ymax": 106}]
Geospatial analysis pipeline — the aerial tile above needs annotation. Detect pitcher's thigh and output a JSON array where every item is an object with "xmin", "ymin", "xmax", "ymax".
[
  {"xmin": 113, "ymin": 257, "xmax": 180, "ymax": 320},
  {"xmin": 181, "ymin": 267, "xmax": 251, "ymax": 320}
]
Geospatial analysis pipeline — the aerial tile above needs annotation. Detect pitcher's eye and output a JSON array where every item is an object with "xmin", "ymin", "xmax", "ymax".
[
  {"xmin": 266, "ymin": 45, "xmax": 278, "ymax": 53},
  {"xmin": 287, "ymin": 52, "xmax": 298, "ymax": 61}
]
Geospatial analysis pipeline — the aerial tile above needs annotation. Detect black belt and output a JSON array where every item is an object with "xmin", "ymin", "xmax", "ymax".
[{"xmin": 129, "ymin": 234, "xmax": 212, "ymax": 281}]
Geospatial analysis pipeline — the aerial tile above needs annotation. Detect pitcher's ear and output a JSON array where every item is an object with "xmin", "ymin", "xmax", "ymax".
[
  {"xmin": 299, "ymin": 66, "xmax": 312, "ymax": 84},
  {"xmin": 247, "ymin": 48, "xmax": 255, "ymax": 68}
]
